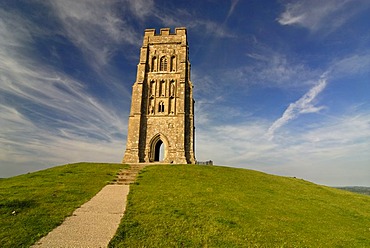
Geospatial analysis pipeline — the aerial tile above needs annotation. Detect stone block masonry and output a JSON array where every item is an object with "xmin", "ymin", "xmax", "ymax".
[{"xmin": 123, "ymin": 27, "xmax": 195, "ymax": 164}]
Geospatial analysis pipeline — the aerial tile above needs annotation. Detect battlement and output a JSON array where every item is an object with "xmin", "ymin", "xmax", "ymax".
[{"xmin": 144, "ymin": 27, "xmax": 187, "ymax": 37}]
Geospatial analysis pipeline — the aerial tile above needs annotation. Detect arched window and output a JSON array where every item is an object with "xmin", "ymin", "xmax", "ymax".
[{"xmin": 160, "ymin": 56, "xmax": 167, "ymax": 71}]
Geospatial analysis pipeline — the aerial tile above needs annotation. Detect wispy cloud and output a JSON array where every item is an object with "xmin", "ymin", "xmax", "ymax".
[
  {"xmin": 124, "ymin": 0, "xmax": 155, "ymax": 20},
  {"xmin": 258, "ymin": 48, "xmax": 370, "ymax": 141},
  {"xmin": 196, "ymin": 110, "xmax": 370, "ymax": 185},
  {"xmin": 0, "ymin": 103, "xmax": 125, "ymax": 177},
  {"xmin": 150, "ymin": 4, "xmax": 235, "ymax": 38},
  {"xmin": 328, "ymin": 52, "xmax": 370, "ymax": 78},
  {"xmin": 225, "ymin": 0, "xmax": 241, "ymax": 21},
  {"xmin": 230, "ymin": 51, "xmax": 320, "ymax": 89},
  {"xmin": 45, "ymin": 0, "xmax": 235, "ymax": 84},
  {"xmin": 266, "ymin": 75, "xmax": 328, "ymax": 140},
  {"xmin": 278, "ymin": 0, "xmax": 370, "ymax": 32},
  {"xmin": 0, "ymin": 6, "xmax": 127, "ymax": 177},
  {"xmin": 46, "ymin": 0, "xmax": 142, "ymax": 69}
]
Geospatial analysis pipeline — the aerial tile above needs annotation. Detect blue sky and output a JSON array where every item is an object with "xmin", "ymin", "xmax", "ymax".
[{"xmin": 1, "ymin": 0, "xmax": 369, "ymax": 186}]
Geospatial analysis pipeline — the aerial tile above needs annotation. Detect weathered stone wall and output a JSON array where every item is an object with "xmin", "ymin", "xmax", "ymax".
[{"xmin": 123, "ymin": 27, "xmax": 195, "ymax": 164}]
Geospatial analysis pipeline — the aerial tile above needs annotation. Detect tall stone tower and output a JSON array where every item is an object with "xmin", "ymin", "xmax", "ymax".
[{"xmin": 122, "ymin": 27, "xmax": 195, "ymax": 164}]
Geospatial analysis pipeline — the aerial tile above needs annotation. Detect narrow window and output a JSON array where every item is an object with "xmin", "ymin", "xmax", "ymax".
[
  {"xmin": 148, "ymin": 98, "xmax": 154, "ymax": 115},
  {"xmin": 150, "ymin": 80, "xmax": 155, "ymax": 96},
  {"xmin": 151, "ymin": 56, "xmax": 157, "ymax": 72},
  {"xmin": 169, "ymin": 80, "xmax": 175, "ymax": 97},
  {"xmin": 158, "ymin": 101, "xmax": 165, "ymax": 113},
  {"xmin": 170, "ymin": 56, "xmax": 176, "ymax": 71},
  {"xmin": 160, "ymin": 80, "xmax": 166, "ymax": 96},
  {"xmin": 170, "ymin": 97, "xmax": 175, "ymax": 114},
  {"xmin": 160, "ymin": 56, "xmax": 167, "ymax": 71}
]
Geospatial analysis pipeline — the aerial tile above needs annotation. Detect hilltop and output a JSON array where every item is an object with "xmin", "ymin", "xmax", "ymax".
[
  {"xmin": 110, "ymin": 164, "xmax": 370, "ymax": 247},
  {"xmin": 1, "ymin": 163, "xmax": 370, "ymax": 247}
]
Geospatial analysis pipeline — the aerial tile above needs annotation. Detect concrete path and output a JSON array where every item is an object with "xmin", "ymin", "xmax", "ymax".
[
  {"xmin": 32, "ymin": 164, "xmax": 148, "ymax": 247},
  {"xmin": 32, "ymin": 184, "xmax": 129, "ymax": 248}
]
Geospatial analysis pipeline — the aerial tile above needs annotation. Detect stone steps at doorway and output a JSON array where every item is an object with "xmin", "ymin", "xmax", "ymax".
[{"xmin": 111, "ymin": 163, "xmax": 149, "ymax": 185}]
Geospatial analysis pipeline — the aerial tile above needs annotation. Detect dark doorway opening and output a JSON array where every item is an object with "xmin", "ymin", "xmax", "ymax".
[{"xmin": 154, "ymin": 140, "xmax": 164, "ymax": 161}]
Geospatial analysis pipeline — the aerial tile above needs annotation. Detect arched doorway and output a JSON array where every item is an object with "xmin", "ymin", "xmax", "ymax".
[
  {"xmin": 154, "ymin": 140, "xmax": 165, "ymax": 162},
  {"xmin": 149, "ymin": 133, "xmax": 169, "ymax": 162}
]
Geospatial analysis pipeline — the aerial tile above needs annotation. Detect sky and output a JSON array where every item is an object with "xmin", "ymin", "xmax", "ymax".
[{"xmin": 0, "ymin": 0, "xmax": 369, "ymax": 186}]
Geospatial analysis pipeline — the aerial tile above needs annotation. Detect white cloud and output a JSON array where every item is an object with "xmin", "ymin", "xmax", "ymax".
[
  {"xmin": 328, "ymin": 52, "xmax": 370, "ymax": 78},
  {"xmin": 150, "ymin": 5, "xmax": 235, "ymax": 38},
  {"xmin": 230, "ymin": 51, "xmax": 320, "ymax": 89},
  {"xmin": 0, "ymin": 71, "xmax": 127, "ymax": 176},
  {"xmin": 125, "ymin": 0, "xmax": 154, "ymax": 19},
  {"xmin": 196, "ymin": 111, "xmax": 370, "ymax": 186},
  {"xmin": 0, "ymin": 104, "xmax": 125, "ymax": 177},
  {"xmin": 0, "ymin": 10, "xmax": 35, "ymax": 48},
  {"xmin": 266, "ymin": 75, "xmax": 328, "ymax": 140},
  {"xmin": 263, "ymin": 51, "xmax": 370, "ymax": 141},
  {"xmin": 189, "ymin": 19, "xmax": 236, "ymax": 38},
  {"xmin": 0, "ymin": 8, "xmax": 128, "ymax": 177},
  {"xmin": 226, "ymin": 0, "xmax": 241, "ymax": 21},
  {"xmin": 278, "ymin": 0, "xmax": 370, "ymax": 32},
  {"xmin": 196, "ymin": 121, "xmax": 274, "ymax": 164},
  {"xmin": 46, "ymin": 0, "xmax": 141, "ymax": 69}
]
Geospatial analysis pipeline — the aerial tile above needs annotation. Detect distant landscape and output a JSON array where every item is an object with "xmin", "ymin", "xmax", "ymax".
[
  {"xmin": 1, "ymin": 163, "xmax": 370, "ymax": 247},
  {"xmin": 337, "ymin": 186, "xmax": 370, "ymax": 196}
]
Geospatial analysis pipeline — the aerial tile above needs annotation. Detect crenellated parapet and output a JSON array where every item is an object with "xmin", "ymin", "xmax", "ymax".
[{"xmin": 144, "ymin": 27, "xmax": 187, "ymax": 37}]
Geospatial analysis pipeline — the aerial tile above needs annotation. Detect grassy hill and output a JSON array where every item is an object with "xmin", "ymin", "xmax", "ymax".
[
  {"xmin": 110, "ymin": 164, "xmax": 370, "ymax": 247},
  {"xmin": 0, "ymin": 163, "xmax": 126, "ymax": 247},
  {"xmin": 1, "ymin": 163, "xmax": 370, "ymax": 247}
]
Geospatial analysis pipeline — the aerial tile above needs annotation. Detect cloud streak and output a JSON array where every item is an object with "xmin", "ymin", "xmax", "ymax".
[
  {"xmin": 0, "ymin": 6, "xmax": 127, "ymax": 177},
  {"xmin": 148, "ymin": 3, "xmax": 235, "ymax": 38},
  {"xmin": 266, "ymin": 75, "xmax": 328, "ymax": 140},
  {"xmin": 226, "ymin": 0, "xmax": 241, "ymax": 21},
  {"xmin": 196, "ymin": 110, "xmax": 370, "ymax": 186},
  {"xmin": 278, "ymin": 0, "xmax": 370, "ymax": 32},
  {"xmin": 46, "ymin": 0, "xmax": 142, "ymax": 69},
  {"xmin": 230, "ymin": 51, "xmax": 320, "ymax": 90}
]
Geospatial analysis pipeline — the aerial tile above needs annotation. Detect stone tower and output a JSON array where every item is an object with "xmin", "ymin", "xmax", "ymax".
[{"xmin": 122, "ymin": 27, "xmax": 195, "ymax": 164}]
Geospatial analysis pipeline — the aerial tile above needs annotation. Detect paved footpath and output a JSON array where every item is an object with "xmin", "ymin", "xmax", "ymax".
[
  {"xmin": 32, "ymin": 164, "xmax": 147, "ymax": 248},
  {"xmin": 32, "ymin": 185, "xmax": 129, "ymax": 248}
]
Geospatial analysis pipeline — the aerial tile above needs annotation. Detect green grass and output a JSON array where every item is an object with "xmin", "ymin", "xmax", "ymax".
[
  {"xmin": 110, "ymin": 164, "xmax": 370, "ymax": 247},
  {"xmin": 2, "ymin": 163, "xmax": 370, "ymax": 247},
  {"xmin": 0, "ymin": 162, "xmax": 126, "ymax": 247}
]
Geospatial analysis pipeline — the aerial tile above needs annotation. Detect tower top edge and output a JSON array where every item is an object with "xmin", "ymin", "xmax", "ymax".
[{"xmin": 144, "ymin": 27, "xmax": 187, "ymax": 37}]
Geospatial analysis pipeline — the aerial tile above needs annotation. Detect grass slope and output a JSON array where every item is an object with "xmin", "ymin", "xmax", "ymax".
[
  {"xmin": 0, "ymin": 162, "xmax": 125, "ymax": 247},
  {"xmin": 110, "ymin": 165, "xmax": 370, "ymax": 247}
]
